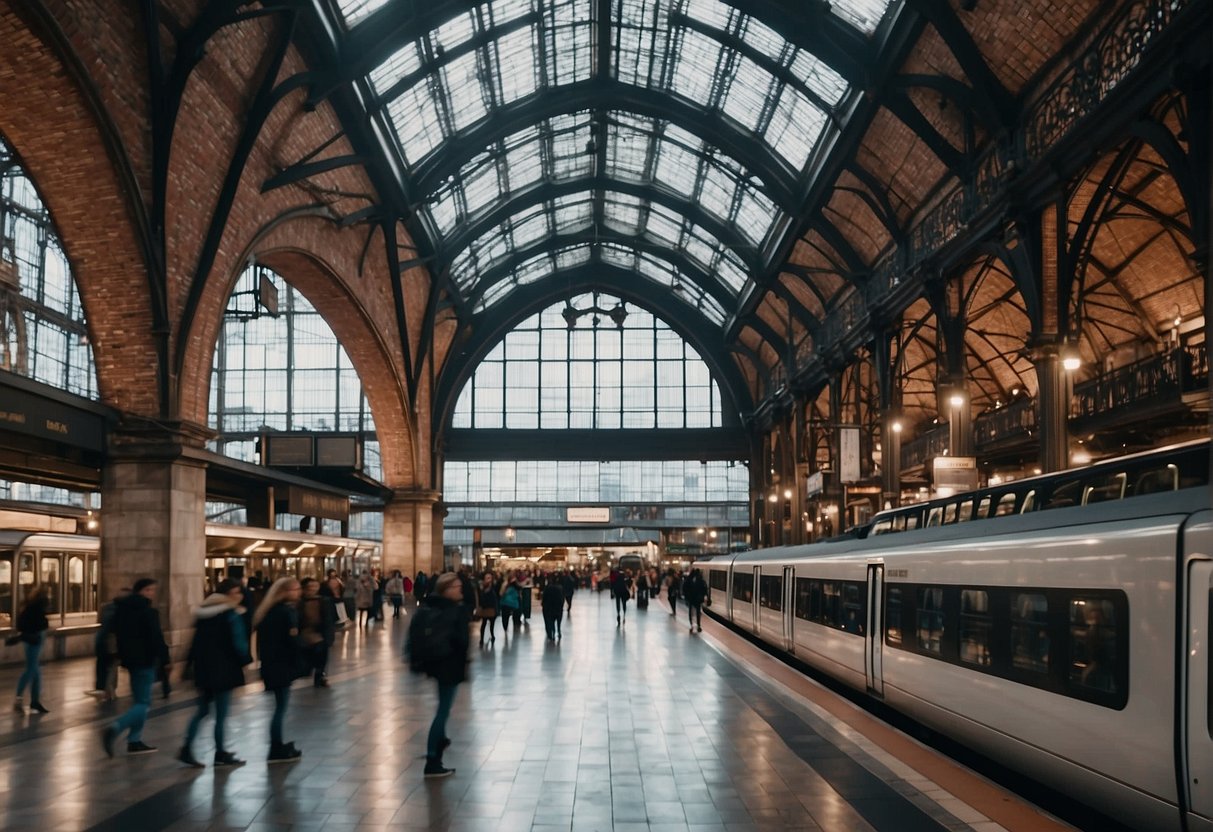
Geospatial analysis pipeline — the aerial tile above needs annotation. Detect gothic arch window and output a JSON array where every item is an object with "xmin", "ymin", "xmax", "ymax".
[
  {"xmin": 0, "ymin": 136, "xmax": 96, "ymax": 399},
  {"xmin": 209, "ymin": 265, "xmax": 382, "ymax": 482},
  {"xmin": 451, "ymin": 291, "xmax": 724, "ymax": 429}
]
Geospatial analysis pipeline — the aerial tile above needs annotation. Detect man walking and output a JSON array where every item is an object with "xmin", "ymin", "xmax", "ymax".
[
  {"xmin": 102, "ymin": 578, "xmax": 169, "ymax": 757},
  {"xmin": 541, "ymin": 579, "xmax": 565, "ymax": 642},
  {"xmin": 683, "ymin": 568, "xmax": 707, "ymax": 634},
  {"xmin": 406, "ymin": 573, "xmax": 469, "ymax": 778}
]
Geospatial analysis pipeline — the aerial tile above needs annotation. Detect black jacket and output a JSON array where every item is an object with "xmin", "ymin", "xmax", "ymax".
[
  {"xmin": 187, "ymin": 594, "xmax": 250, "ymax": 693},
  {"xmin": 541, "ymin": 583, "xmax": 566, "ymax": 616},
  {"xmin": 114, "ymin": 593, "xmax": 169, "ymax": 670},
  {"xmin": 300, "ymin": 595, "xmax": 337, "ymax": 647},
  {"xmin": 256, "ymin": 602, "xmax": 306, "ymax": 690},
  {"xmin": 683, "ymin": 574, "xmax": 707, "ymax": 606},
  {"xmin": 414, "ymin": 596, "xmax": 469, "ymax": 685},
  {"xmin": 16, "ymin": 596, "xmax": 49, "ymax": 644},
  {"xmin": 559, "ymin": 574, "xmax": 576, "ymax": 597}
]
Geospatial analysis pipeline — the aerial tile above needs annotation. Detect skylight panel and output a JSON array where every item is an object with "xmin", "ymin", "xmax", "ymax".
[
  {"xmin": 510, "ymin": 209, "xmax": 552, "ymax": 249},
  {"xmin": 721, "ymin": 55, "xmax": 772, "ymax": 132},
  {"xmin": 443, "ymin": 50, "xmax": 489, "ymax": 131},
  {"xmin": 479, "ymin": 279, "xmax": 515, "ymax": 310},
  {"xmin": 369, "ymin": 43, "xmax": 423, "ymax": 97},
  {"xmin": 716, "ymin": 250, "xmax": 748, "ymax": 292},
  {"xmin": 737, "ymin": 14, "xmax": 787, "ymax": 61},
  {"xmin": 604, "ymin": 193, "xmax": 644, "ymax": 234},
  {"xmin": 684, "ymin": 0, "xmax": 733, "ymax": 32},
  {"xmin": 552, "ymin": 194, "xmax": 593, "ymax": 232},
  {"xmin": 644, "ymin": 205, "xmax": 683, "ymax": 246},
  {"xmin": 615, "ymin": 0, "xmax": 671, "ymax": 87},
  {"xmin": 505, "ymin": 139, "xmax": 543, "ymax": 192},
  {"xmin": 555, "ymin": 245, "xmax": 590, "ymax": 269},
  {"xmin": 491, "ymin": 0, "xmax": 534, "ymax": 27},
  {"xmin": 451, "ymin": 247, "xmax": 477, "ymax": 289},
  {"xmin": 606, "ymin": 122, "xmax": 651, "ymax": 182},
  {"xmin": 433, "ymin": 10, "xmax": 477, "ymax": 53},
  {"xmin": 462, "ymin": 161, "xmax": 502, "ymax": 215},
  {"xmin": 548, "ymin": 112, "xmax": 594, "ymax": 180},
  {"xmin": 734, "ymin": 188, "xmax": 777, "ymax": 247},
  {"xmin": 670, "ymin": 28, "xmax": 721, "ymax": 107},
  {"xmin": 682, "ymin": 226, "xmax": 716, "ymax": 272},
  {"xmin": 600, "ymin": 243, "xmax": 635, "ymax": 269},
  {"xmin": 387, "ymin": 85, "xmax": 444, "ymax": 164},
  {"xmin": 790, "ymin": 52, "xmax": 848, "ymax": 107},
  {"xmin": 337, "ymin": 0, "xmax": 389, "ymax": 28},
  {"xmin": 697, "ymin": 164, "xmax": 736, "ymax": 221},
  {"xmin": 544, "ymin": 0, "xmax": 593, "ymax": 85},
  {"xmin": 831, "ymin": 0, "xmax": 892, "ymax": 35},
  {"xmin": 495, "ymin": 26, "xmax": 540, "ymax": 105},
  {"xmin": 427, "ymin": 188, "xmax": 461, "ymax": 236},
  {"xmin": 764, "ymin": 86, "xmax": 827, "ymax": 170},
  {"xmin": 652, "ymin": 138, "xmax": 698, "ymax": 197}
]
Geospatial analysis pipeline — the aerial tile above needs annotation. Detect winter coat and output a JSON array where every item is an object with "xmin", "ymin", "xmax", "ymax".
[
  {"xmin": 411, "ymin": 595, "xmax": 469, "ymax": 685},
  {"xmin": 476, "ymin": 584, "xmax": 499, "ymax": 618},
  {"xmin": 299, "ymin": 595, "xmax": 337, "ymax": 647},
  {"xmin": 114, "ymin": 593, "xmax": 169, "ymax": 670},
  {"xmin": 560, "ymin": 573, "xmax": 576, "ymax": 597},
  {"xmin": 187, "ymin": 593, "xmax": 250, "ymax": 693},
  {"xmin": 683, "ymin": 574, "xmax": 708, "ymax": 606},
  {"xmin": 667, "ymin": 575, "xmax": 683, "ymax": 599},
  {"xmin": 355, "ymin": 578, "xmax": 375, "ymax": 609},
  {"xmin": 256, "ymin": 602, "xmax": 306, "ymax": 690},
  {"xmin": 16, "ymin": 596, "xmax": 49, "ymax": 644},
  {"xmin": 610, "ymin": 574, "xmax": 632, "ymax": 599},
  {"xmin": 500, "ymin": 582, "xmax": 521, "ymax": 611},
  {"xmin": 386, "ymin": 577, "xmax": 404, "ymax": 597},
  {"xmin": 541, "ymin": 583, "xmax": 565, "ymax": 617}
]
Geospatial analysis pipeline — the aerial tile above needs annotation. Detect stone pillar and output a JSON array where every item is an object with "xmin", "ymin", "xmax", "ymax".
[
  {"xmin": 102, "ymin": 421, "xmax": 211, "ymax": 658},
  {"xmin": 1033, "ymin": 345, "xmax": 1070, "ymax": 473},
  {"xmin": 384, "ymin": 489, "xmax": 442, "ymax": 577}
]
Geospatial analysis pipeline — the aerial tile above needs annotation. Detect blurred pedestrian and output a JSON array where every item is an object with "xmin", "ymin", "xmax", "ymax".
[
  {"xmin": 101, "ymin": 578, "xmax": 169, "ymax": 757},
  {"xmin": 684, "ymin": 568, "xmax": 707, "ymax": 634},
  {"xmin": 541, "ymin": 579, "xmax": 565, "ymax": 642},
  {"xmin": 476, "ymin": 573, "xmax": 498, "ymax": 646},
  {"xmin": 88, "ymin": 587, "xmax": 127, "ymax": 701},
  {"xmin": 12, "ymin": 585, "xmax": 50, "ymax": 714},
  {"xmin": 386, "ymin": 570, "xmax": 405, "ymax": 619},
  {"xmin": 611, "ymin": 570, "xmax": 632, "ymax": 626},
  {"xmin": 666, "ymin": 571, "xmax": 682, "ymax": 618},
  {"xmin": 355, "ymin": 573, "xmax": 375, "ymax": 628},
  {"xmin": 560, "ymin": 569, "xmax": 576, "ymax": 613},
  {"xmin": 177, "ymin": 579, "xmax": 250, "ymax": 768},
  {"xmin": 499, "ymin": 575, "xmax": 522, "ymax": 634},
  {"xmin": 255, "ymin": 577, "xmax": 306, "ymax": 763},
  {"xmin": 299, "ymin": 577, "xmax": 336, "ymax": 687},
  {"xmin": 405, "ymin": 573, "xmax": 469, "ymax": 778}
]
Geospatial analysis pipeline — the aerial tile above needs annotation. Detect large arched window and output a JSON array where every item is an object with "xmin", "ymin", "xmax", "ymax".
[
  {"xmin": 452, "ymin": 292, "xmax": 724, "ymax": 429},
  {"xmin": 209, "ymin": 265, "xmax": 382, "ymax": 481},
  {"xmin": 0, "ymin": 136, "xmax": 96, "ymax": 399}
]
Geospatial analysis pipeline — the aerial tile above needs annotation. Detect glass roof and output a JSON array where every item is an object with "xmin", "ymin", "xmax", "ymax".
[{"xmin": 335, "ymin": 0, "xmax": 894, "ymax": 324}]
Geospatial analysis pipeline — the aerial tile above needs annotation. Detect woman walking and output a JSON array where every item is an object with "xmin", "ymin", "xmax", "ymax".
[
  {"xmin": 12, "ymin": 585, "xmax": 50, "ymax": 714},
  {"xmin": 355, "ymin": 573, "xmax": 375, "ymax": 628},
  {"xmin": 254, "ymin": 577, "xmax": 305, "ymax": 763},
  {"xmin": 499, "ymin": 574, "xmax": 522, "ymax": 635},
  {"xmin": 177, "ymin": 579, "xmax": 250, "ymax": 768},
  {"xmin": 476, "ymin": 573, "xmax": 499, "ymax": 646},
  {"xmin": 386, "ymin": 570, "xmax": 405, "ymax": 619}
]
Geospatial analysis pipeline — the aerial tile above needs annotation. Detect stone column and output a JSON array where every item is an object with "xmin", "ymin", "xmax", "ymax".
[
  {"xmin": 101, "ymin": 421, "xmax": 212, "ymax": 658},
  {"xmin": 384, "ymin": 489, "xmax": 442, "ymax": 576},
  {"xmin": 1033, "ymin": 345, "xmax": 1070, "ymax": 473}
]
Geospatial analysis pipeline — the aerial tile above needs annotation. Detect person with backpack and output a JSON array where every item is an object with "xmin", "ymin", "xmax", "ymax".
[
  {"xmin": 406, "ymin": 572, "xmax": 469, "ymax": 778},
  {"xmin": 498, "ymin": 574, "xmax": 522, "ymax": 635}
]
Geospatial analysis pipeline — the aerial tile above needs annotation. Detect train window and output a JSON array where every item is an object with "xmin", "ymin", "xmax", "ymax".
[
  {"xmin": 40, "ymin": 556, "xmax": 61, "ymax": 615},
  {"xmin": 1020, "ymin": 490, "xmax": 1036, "ymax": 513},
  {"xmin": 1043, "ymin": 480, "xmax": 1082, "ymax": 510},
  {"xmin": 842, "ymin": 582, "xmax": 865, "ymax": 635},
  {"xmin": 67, "ymin": 556, "xmax": 85, "ymax": 613},
  {"xmin": 916, "ymin": 587, "xmax": 945, "ymax": 654},
  {"xmin": 1083, "ymin": 472, "xmax": 1126, "ymax": 505},
  {"xmin": 1068, "ymin": 597, "xmax": 1118, "ymax": 695},
  {"xmin": 957, "ymin": 500, "xmax": 974, "ymax": 523},
  {"xmin": 976, "ymin": 496, "xmax": 991, "ymax": 519},
  {"xmin": 885, "ymin": 586, "xmax": 902, "ymax": 646},
  {"xmin": 943, "ymin": 503, "xmax": 958, "ymax": 524},
  {"xmin": 905, "ymin": 514, "xmax": 920, "ymax": 531},
  {"xmin": 759, "ymin": 575, "xmax": 783, "ymax": 612},
  {"xmin": 731, "ymin": 572, "xmax": 754, "ymax": 603},
  {"xmin": 18, "ymin": 553, "xmax": 33, "ymax": 592},
  {"xmin": 959, "ymin": 590, "xmax": 991, "ymax": 667},
  {"xmin": 1012, "ymin": 593, "xmax": 1050, "ymax": 673},
  {"xmin": 88, "ymin": 557, "xmax": 99, "ymax": 613},
  {"xmin": 995, "ymin": 493, "xmax": 1017, "ymax": 516},
  {"xmin": 0, "ymin": 558, "xmax": 10, "ymax": 628},
  {"xmin": 1133, "ymin": 464, "xmax": 1178, "ymax": 496},
  {"xmin": 871, "ymin": 518, "xmax": 892, "ymax": 536},
  {"xmin": 810, "ymin": 580, "xmax": 822, "ymax": 621},
  {"xmin": 794, "ymin": 578, "xmax": 813, "ymax": 622},
  {"xmin": 709, "ymin": 570, "xmax": 728, "ymax": 598},
  {"xmin": 822, "ymin": 581, "xmax": 842, "ymax": 628},
  {"xmin": 926, "ymin": 507, "xmax": 942, "ymax": 527}
]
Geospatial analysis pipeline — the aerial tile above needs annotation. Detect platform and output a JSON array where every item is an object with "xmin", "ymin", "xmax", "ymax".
[{"xmin": 0, "ymin": 592, "xmax": 1072, "ymax": 832}]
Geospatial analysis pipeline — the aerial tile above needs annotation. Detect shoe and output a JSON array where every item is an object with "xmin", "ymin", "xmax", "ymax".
[
  {"xmin": 176, "ymin": 747, "xmax": 204, "ymax": 768},
  {"xmin": 267, "ymin": 743, "xmax": 302, "ymax": 764},
  {"xmin": 698, "ymin": 625, "xmax": 702, "ymax": 632},
  {"xmin": 29, "ymin": 701, "xmax": 48, "ymax": 714},
  {"xmin": 314, "ymin": 676, "xmax": 329, "ymax": 688},
  {"xmin": 127, "ymin": 741, "xmax": 158, "ymax": 755},
  {"xmin": 424, "ymin": 761, "xmax": 455, "ymax": 778},
  {"xmin": 101, "ymin": 726, "xmax": 117, "ymax": 758},
  {"xmin": 690, "ymin": 626, "xmax": 695, "ymax": 633},
  {"xmin": 12, "ymin": 699, "xmax": 22, "ymax": 713},
  {"xmin": 214, "ymin": 750, "xmax": 246, "ymax": 768}
]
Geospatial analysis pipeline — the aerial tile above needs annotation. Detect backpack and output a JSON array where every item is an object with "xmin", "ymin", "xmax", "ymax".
[{"xmin": 404, "ymin": 604, "xmax": 452, "ymax": 674}]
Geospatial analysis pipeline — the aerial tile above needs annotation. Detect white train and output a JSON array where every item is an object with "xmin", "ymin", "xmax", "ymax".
[{"xmin": 697, "ymin": 440, "xmax": 1212, "ymax": 832}]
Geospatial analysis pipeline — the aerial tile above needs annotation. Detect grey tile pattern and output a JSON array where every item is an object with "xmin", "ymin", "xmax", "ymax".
[{"xmin": 0, "ymin": 594, "xmax": 991, "ymax": 831}]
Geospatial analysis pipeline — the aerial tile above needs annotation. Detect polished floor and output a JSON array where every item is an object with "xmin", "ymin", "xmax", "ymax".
[{"xmin": 0, "ymin": 592, "xmax": 1070, "ymax": 832}]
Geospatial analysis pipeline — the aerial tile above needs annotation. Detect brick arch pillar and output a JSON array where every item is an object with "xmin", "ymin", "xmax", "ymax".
[{"xmin": 385, "ymin": 489, "xmax": 443, "ymax": 579}]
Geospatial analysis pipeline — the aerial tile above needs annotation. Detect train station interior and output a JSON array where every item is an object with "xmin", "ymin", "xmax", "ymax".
[{"xmin": 0, "ymin": 0, "xmax": 1209, "ymax": 829}]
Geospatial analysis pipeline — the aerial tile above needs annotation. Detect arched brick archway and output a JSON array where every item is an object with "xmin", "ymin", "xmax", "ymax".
[
  {"xmin": 175, "ymin": 213, "xmax": 419, "ymax": 489},
  {"xmin": 0, "ymin": 4, "xmax": 158, "ymax": 414}
]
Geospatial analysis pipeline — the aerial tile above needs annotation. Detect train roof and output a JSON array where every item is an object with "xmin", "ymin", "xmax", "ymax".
[{"xmin": 0, "ymin": 531, "xmax": 99, "ymax": 551}]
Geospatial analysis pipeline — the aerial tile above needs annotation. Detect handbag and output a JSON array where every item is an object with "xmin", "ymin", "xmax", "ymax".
[{"xmin": 476, "ymin": 605, "xmax": 496, "ymax": 619}]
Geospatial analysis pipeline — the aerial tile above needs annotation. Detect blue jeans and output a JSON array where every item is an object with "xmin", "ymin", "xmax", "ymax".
[
  {"xmin": 113, "ymin": 666, "xmax": 155, "ymax": 742},
  {"xmin": 426, "ymin": 682, "xmax": 459, "ymax": 760},
  {"xmin": 269, "ymin": 686, "xmax": 290, "ymax": 746},
  {"xmin": 16, "ymin": 632, "xmax": 43, "ymax": 702},
  {"xmin": 184, "ymin": 690, "xmax": 231, "ymax": 752}
]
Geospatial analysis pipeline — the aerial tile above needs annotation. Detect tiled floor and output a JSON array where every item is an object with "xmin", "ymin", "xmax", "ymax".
[{"xmin": 0, "ymin": 592, "xmax": 1070, "ymax": 831}]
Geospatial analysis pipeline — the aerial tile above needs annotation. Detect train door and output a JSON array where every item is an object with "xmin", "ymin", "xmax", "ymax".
[
  {"xmin": 865, "ymin": 563, "xmax": 884, "ymax": 697},
  {"xmin": 1184, "ymin": 514, "xmax": 1213, "ymax": 829},
  {"xmin": 782, "ymin": 566, "xmax": 795, "ymax": 652}
]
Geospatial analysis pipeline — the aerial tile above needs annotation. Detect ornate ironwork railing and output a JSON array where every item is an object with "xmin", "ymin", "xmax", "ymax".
[
  {"xmin": 1025, "ymin": 0, "xmax": 1192, "ymax": 159},
  {"xmin": 1070, "ymin": 345, "xmax": 1206, "ymax": 420},
  {"xmin": 974, "ymin": 397, "xmax": 1036, "ymax": 447},
  {"xmin": 900, "ymin": 424, "xmax": 949, "ymax": 470}
]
